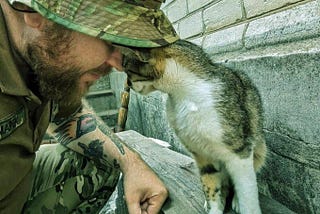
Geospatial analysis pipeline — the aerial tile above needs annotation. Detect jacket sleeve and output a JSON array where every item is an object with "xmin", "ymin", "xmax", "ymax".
[{"xmin": 0, "ymin": 94, "xmax": 35, "ymax": 212}]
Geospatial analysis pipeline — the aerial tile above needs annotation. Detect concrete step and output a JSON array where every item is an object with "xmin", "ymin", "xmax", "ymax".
[
  {"xmin": 96, "ymin": 109, "xmax": 119, "ymax": 117},
  {"xmin": 225, "ymin": 194, "xmax": 296, "ymax": 214},
  {"xmin": 85, "ymin": 94, "xmax": 117, "ymax": 113},
  {"xmin": 86, "ymin": 89, "xmax": 115, "ymax": 98},
  {"xmin": 97, "ymin": 109, "xmax": 119, "ymax": 127}
]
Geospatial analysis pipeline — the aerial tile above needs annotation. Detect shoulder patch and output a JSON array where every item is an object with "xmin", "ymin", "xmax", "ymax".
[{"xmin": 0, "ymin": 107, "xmax": 25, "ymax": 140}]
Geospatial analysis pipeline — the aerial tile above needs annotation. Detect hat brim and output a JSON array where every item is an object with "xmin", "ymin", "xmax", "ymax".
[{"xmin": 28, "ymin": 0, "xmax": 179, "ymax": 47}]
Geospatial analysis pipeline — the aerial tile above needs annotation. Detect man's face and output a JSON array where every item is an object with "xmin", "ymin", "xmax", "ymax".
[{"xmin": 22, "ymin": 22, "xmax": 114, "ymax": 108}]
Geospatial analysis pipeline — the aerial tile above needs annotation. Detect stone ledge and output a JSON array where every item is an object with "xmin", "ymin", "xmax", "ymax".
[
  {"xmin": 100, "ymin": 130, "xmax": 295, "ymax": 214},
  {"xmin": 210, "ymin": 37, "xmax": 320, "ymax": 148},
  {"xmin": 203, "ymin": 24, "xmax": 246, "ymax": 54},
  {"xmin": 207, "ymin": 37, "xmax": 320, "ymax": 213}
]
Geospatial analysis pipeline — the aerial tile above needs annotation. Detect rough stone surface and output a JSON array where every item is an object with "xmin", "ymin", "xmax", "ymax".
[
  {"xmin": 187, "ymin": 0, "xmax": 216, "ymax": 12},
  {"xmin": 161, "ymin": 0, "xmax": 175, "ymax": 8},
  {"xmin": 244, "ymin": 0, "xmax": 303, "ymax": 18},
  {"xmin": 164, "ymin": 0, "xmax": 188, "ymax": 23},
  {"xmin": 88, "ymin": 75, "xmax": 111, "ymax": 92},
  {"xmin": 258, "ymin": 149, "xmax": 319, "ymax": 214},
  {"xmin": 214, "ymin": 42, "xmax": 320, "ymax": 213},
  {"xmin": 203, "ymin": 23, "xmax": 246, "ymax": 54},
  {"xmin": 223, "ymin": 52, "xmax": 320, "ymax": 148},
  {"xmin": 188, "ymin": 36, "xmax": 204, "ymax": 46},
  {"xmin": 101, "ymin": 130, "xmax": 207, "ymax": 214},
  {"xmin": 203, "ymin": 0, "xmax": 243, "ymax": 32},
  {"xmin": 245, "ymin": 1, "xmax": 320, "ymax": 49},
  {"xmin": 100, "ymin": 131, "xmax": 296, "ymax": 214},
  {"xmin": 178, "ymin": 11, "xmax": 204, "ymax": 39}
]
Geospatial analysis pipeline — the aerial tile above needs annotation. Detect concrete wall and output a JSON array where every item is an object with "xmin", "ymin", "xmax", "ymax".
[{"xmin": 123, "ymin": 0, "xmax": 320, "ymax": 213}]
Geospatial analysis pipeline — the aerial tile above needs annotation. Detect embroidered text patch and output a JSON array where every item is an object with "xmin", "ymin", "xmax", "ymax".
[{"xmin": 0, "ymin": 107, "xmax": 25, "ymax": 140}]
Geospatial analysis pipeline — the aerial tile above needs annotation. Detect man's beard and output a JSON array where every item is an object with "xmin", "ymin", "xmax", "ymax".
[
  {"xmin": 22, "ymin": 23, "xmax": 110, "ymax": 111},
  {"xmin": 26, "ymin": 46, "xmax": 83, "ymax": 109}
]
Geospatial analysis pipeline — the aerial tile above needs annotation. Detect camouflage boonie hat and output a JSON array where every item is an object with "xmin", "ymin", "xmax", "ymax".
[{"xmin": 8, "ymin": 0, "xmax": 179, "ymax": 47}]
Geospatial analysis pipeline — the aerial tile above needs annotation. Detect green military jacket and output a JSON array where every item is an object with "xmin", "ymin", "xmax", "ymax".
[{"xmin": 0, "ymin": 7, "xmax": 52, "ymax": 213}]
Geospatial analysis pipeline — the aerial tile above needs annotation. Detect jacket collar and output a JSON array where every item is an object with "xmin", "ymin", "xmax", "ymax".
[{"xmin": 0, "ymin": 6, "xmax": 41, "ymax": 105}]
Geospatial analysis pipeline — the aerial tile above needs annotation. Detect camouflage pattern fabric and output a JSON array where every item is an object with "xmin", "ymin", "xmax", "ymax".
[
  {"xmin": 9, "ymin": 0, "xmax": 179, "ymax": 47},
  {"xmin": 23, "ymin": 143, "xmax": 120, "ymax": 214}
]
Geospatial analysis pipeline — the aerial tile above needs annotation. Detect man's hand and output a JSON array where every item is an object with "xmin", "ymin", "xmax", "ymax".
[{"xmin": 122, "ymin": 156, "xmax": 168, "ymax": 214}]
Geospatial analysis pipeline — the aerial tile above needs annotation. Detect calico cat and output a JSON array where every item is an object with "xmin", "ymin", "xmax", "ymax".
[{"xmin": 119, "ymin": 40, "xmax": 267, "ymax": 214}]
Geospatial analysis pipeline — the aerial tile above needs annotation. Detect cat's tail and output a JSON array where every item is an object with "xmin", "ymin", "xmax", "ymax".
[
  {"xmin": 253, "ymin": 136, "xmax": 267, "ymax": 172},
  {"xmin": 241, "ymin": 72, "xmax": 267, "ymax": 172}
]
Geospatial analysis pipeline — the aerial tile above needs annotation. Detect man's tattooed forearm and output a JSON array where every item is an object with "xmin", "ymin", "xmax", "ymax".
[
  {"xmin": 78, "ymin": 140, "xmax": 104, "ymax": 159},
  {"xmin": 52, "ymin": 107, "xmax": 125, "ymax": 157},
  {"xmin": 97, "ymin": 119, "xmax": 126, "ymax": 155},
  {"xmin": 52, "ymin": 105, "xmax": 83, "ymax": 125},
  {"xmin": 78, "ymin": 139, "xmax": 113, "ymax": 167},
  {"xmin": 53, "ymin": 114, "xmax": 97, "ymax": 146},
  {"xmin": 76, "ymin": 114, "xmax": 97, "ymax": 137},
  {"xmin": 53, "ymin": 121, "xmax": 75, "ymax": 145},
  {"xmin": 78, "ymin": 139, "xmax": 104, "ymax": 158}
]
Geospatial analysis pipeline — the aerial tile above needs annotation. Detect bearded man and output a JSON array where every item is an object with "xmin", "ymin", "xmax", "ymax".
[{"xmin": 0, "ymin": 0, "xmax": 179, "ymax": 213}]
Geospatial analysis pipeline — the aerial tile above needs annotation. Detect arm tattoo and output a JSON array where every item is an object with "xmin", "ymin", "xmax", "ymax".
[
  {"xmin": 78, "ymin": 140, "xmax": 120, "ymax": 168},
  {"xmin": 76, "ymin": 114, "xmax": 96, "ymax": 137},
  {"xmin": 53, "ymin": 114, "xmax": 97, "ymax": 146},
  {"xmin": 78, "ymin": 139, "xmax": 104, "ymax": 158},
  {"xmin": 51, "ymin": 102, "xmax": 126, "ymax": 168},
  {"xmin": 96, "ymin": 119, "xmax": 126, "ymax": 155},
  {"xmin": 52, "ymin": 105, "xmax": 83, "ymax": 125}
]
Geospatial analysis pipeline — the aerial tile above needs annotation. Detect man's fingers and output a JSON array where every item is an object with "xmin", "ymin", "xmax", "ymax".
[
  {"xmin": 141, "ymin": 201, "xmax": 149, "ymax": 211},
  {"xmin": 126, "ymin": 194, "xmax": 167, "ymax": 214},
  {"xmin": 146, "ymin": 194, "xmax": 167, "ymax": 214},
  {"xmin": 126, "ymin": 197, "xmax": 142, "ymax": 214}
]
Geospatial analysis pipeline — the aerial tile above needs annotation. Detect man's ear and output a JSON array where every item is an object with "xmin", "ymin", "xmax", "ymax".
[
  {"xmin": 106, "ymin": 48, "xmax": 124, "ymax": 71},
  {"xmin": 23, "ymin": 13, "xmax": 45, "ymax": 29}
]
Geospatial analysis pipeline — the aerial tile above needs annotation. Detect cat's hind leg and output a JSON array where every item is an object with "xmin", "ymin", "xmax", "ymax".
[
  {"xmin": 194, "ymin": 155, "xmax": 229, "ymax": 214},
  {"xmin": 225, "ymin": 152, "xmax": 261, "ymax": 214}
]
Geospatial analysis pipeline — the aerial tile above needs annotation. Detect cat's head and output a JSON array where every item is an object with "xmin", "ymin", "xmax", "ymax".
[{"xmin": 122, "ymin": 48, "xmax": 165, "ymax": 95}]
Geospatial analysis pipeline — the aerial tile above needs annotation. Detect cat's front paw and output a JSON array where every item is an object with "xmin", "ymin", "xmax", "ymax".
[
  {"xmin": 208, "ymin": 201, "xmax": 224, "ymax": 214},
  {"xmin": 231, "ymin": 193, "xmax": 262, "ymax": 214}
]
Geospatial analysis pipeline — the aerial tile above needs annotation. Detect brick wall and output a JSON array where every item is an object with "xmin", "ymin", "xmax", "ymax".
[
  {"xmin": 162, "ymin": 0, "xmax": 319, "ymax": 53},
  {"xmin": 125, "ymin": 0, "xmax": 320, "ymax": 213}
]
